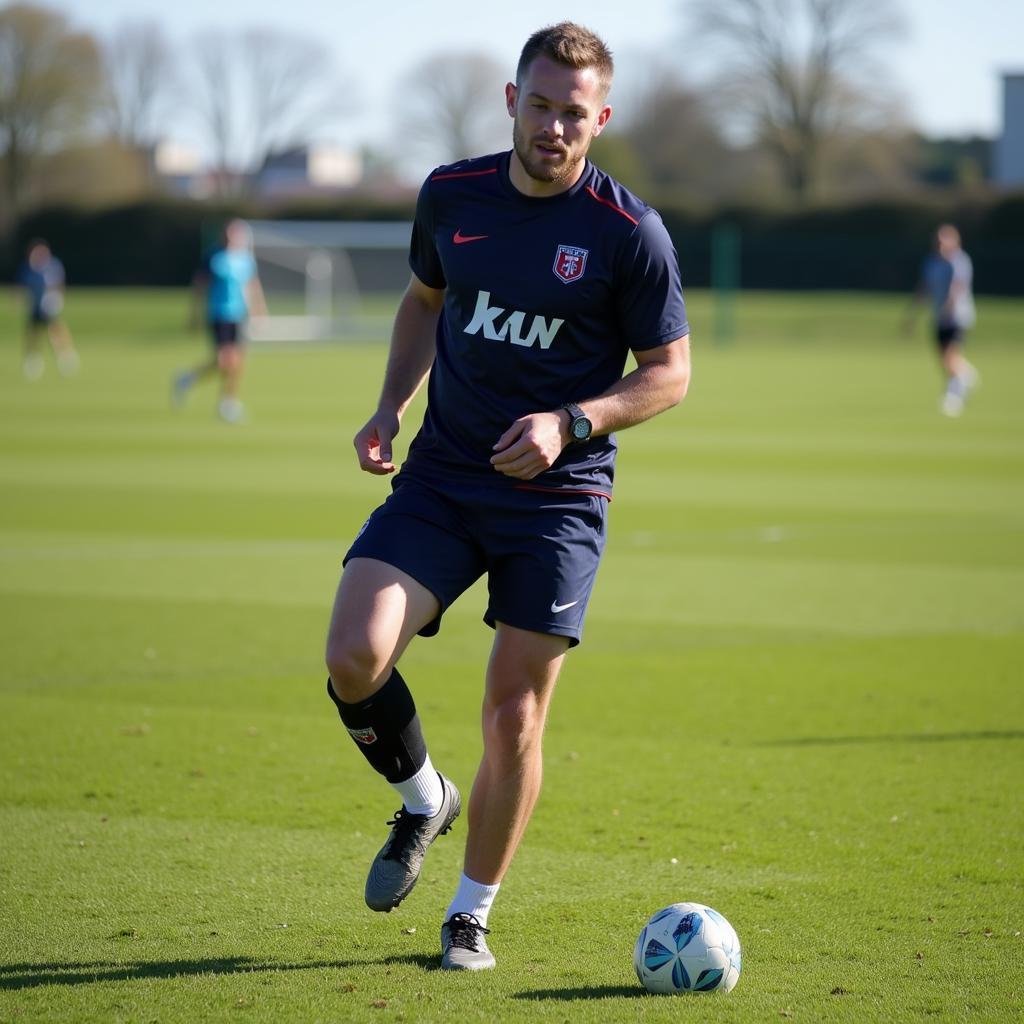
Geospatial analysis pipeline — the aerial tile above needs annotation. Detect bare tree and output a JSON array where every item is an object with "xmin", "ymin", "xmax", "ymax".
[
  {"xmin": 617, "ymin": 63, "xmax": 740, "ymax": 200},
  {"xmin": 396, "ymin": 52, "xmax": 509, "ymax": 167},
  {"xmin": 686, "ymin": 0, "xmax": 906, "ymax": 200},
  {"xmin": 102, "ymin": 20, "xmax": 175, "ymax": 146},
  {"xmin": 191, "ymin": 32, "xmax": 235, "ymax": 185},
  {"xmin": 0, "ymin": 2, "xmax": 105, "ymax": 212},
  {"xmin": 190, "ymin": 27, "xmax": 349, "ymax": 190}
]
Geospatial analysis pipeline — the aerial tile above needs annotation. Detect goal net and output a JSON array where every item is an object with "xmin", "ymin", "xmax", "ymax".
[{"xmin": 246, "ymin": 220, "xmax": 412, "ymax": 342}]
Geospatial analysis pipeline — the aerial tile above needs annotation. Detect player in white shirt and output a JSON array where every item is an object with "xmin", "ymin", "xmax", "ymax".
[{"xmin": 907, "ymin": 224, "xmax": 980, "ymax": 417}]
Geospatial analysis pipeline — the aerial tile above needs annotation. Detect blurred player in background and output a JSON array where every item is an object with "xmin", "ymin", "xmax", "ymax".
[
  {"xmin": 18, "ymin": 239, "xmax": 79, "ymax": 380},
  {"xmin": 323, "ymin": 22, "xmax": 690, "ymax": 971},
  {"xmin": 906, "ymin": 223, "xmax": 980, "ymax": 417},
  {"xmin": 174, "ymin": 219, "xmax": 266, "ymax": 423}
]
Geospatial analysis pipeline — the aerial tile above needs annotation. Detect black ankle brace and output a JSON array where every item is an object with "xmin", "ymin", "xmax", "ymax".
[{"xmin": 327, "ymin": 668, "xmax": 427, "ymax": 783}]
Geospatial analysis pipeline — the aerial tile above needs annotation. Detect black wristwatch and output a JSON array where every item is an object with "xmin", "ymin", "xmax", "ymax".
[{"xmin": 561, "ymin": 402, "xmax": 593, "ymax": 443}]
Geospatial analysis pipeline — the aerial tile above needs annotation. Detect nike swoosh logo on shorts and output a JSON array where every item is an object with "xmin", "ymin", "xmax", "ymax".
[
  {"xmin": 551, "ymin": 599, "xmax": 579, "ymax": 613},
  {"xmin": 453, "ymin": 229, "xmax": 488, "ymax": 244}
]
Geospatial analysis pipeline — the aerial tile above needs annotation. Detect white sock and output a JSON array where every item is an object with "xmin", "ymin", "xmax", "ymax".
[
  {"xmin": 446, "ymin": 872, "xmax": 500, "ymax": 928},
  {"xmin": 391, "ymin": 755, "xmax": 443, "ymax": 817}
]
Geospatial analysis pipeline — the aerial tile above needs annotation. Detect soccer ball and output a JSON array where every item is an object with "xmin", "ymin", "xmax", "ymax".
[{"xmin": 633, "ymin": 902, "xmax": 741, "ymax": 994}]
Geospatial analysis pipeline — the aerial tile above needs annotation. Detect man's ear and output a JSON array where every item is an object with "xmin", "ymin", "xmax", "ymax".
[
  {"xmin": 505, "ymin": 82, "xmax": 517, "ymax": 118},
  {"xmin": 592, "ymin": 104, "xmax": 612, "ymax": 138}
]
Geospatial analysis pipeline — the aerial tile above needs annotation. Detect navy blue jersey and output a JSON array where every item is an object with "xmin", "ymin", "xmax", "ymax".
[
  {"xmin": 18, "ymin": 256, "xmax": 64, "ymax": 317},
  {"xmin": 404, "ymin": 151, "xmax": 688, "ymax": 495}
]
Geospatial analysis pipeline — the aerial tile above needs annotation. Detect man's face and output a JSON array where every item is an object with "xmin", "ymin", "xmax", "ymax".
[
  {"xmin": 937, "ymin": 228, "xmax": 959, "ymax": 257},
  {"xmin": 225, "ymin": 220, "xmax": 251, "ymax": 249},
  {"xmin": 506, "ymin": 55, "xmax": 611, "ymax": 192}
]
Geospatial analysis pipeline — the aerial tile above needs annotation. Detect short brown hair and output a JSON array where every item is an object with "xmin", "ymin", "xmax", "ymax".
[{"xmin": 516, "ymin": 22, "xmax": 614, "ymax": 96}]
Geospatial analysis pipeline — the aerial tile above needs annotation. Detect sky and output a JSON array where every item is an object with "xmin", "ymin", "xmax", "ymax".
[{"xmin": 47, "ymin": 0, "xmax": 1024, "ymax": 162}]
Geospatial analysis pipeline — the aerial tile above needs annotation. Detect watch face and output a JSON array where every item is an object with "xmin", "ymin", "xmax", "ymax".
[{"xmin": 571, "ymin": 417, "xmax": 592, "ymax": 441}]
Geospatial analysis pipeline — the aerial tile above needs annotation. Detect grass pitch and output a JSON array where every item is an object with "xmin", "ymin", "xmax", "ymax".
[{"xmin": 1, "ymin": 287, "xmax": 1022, "ymax": 1022}]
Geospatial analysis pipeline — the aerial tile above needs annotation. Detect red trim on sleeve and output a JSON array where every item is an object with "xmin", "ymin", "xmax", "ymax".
[
  {"xmin": 431, "ymin": 168, "xmax": 499, "ymax": 181},
  {"xmin": 585, "ymin": 186, "xmax": 639, "ymax": 225}
]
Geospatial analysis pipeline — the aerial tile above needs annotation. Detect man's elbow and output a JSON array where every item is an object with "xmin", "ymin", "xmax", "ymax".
[
  {"xmin": 666, "ymin": 364, "xmax": 690, "ymax": 408},
  {"xmin": 665, "ymin": 342, "xmax": 691, "ymax": 407}
]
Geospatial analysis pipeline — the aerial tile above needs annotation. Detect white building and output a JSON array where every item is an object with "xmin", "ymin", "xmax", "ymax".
[
  {"xmin": 993, "ymin": 72, "xmax": 1024, "ymax": 187},
  {"xmin": 253, "ymin": 145, "xmax": 363, "ymax": 198}
]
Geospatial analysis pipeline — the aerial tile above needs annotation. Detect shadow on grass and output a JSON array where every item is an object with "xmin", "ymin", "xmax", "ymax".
[
  {"xmin": 0, "ymin": 953, "xmax": 436, "ymax": 991},
  {"xmin": 757, "ymin": 729, "xmax": 1024, "ymax": 747},
  {"xmin": 513, "ymin": 985, "xmax": 645, "ymax": 1001}
]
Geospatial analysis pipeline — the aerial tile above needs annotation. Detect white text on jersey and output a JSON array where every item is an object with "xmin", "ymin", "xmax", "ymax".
[{"xmin": 464, "ymin": 290, "xmax": 565, "ymax": 349}]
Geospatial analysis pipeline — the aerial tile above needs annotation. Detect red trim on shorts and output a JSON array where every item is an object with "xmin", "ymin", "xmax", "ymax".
[
  {"xmin": 431, "ymin": 168, "xmax": 499, "ymax": 181},
  {"xmin": 514, "ymin": 483, "xmax": 612, "ymax": 502},
  {"xmin": 585, "ymin": 186, "xmax": 640, "ymax": 225}
]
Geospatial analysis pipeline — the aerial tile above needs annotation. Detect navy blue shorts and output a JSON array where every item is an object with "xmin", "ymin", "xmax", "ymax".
[
  {"xmin": 936, "ymin": 325, "xmax": 964, "ymax": 350},
  {"xmin": 344, "ymin": 473, "xmax": 610, "ymax": 647},
  {"xmin": 210, "ymin": 320, "xmax": 241, "ymax": 347}
]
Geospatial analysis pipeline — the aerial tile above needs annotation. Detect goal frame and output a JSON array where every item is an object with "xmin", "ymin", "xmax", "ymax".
[{"xmin": 246, "ymin": 219, "xmax": 412, "ymax": 342}]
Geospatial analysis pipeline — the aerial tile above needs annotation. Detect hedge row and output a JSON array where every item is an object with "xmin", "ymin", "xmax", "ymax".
[{"xmin": 3, "ymin": 193, "xmax": 1022, "ymax": 295}]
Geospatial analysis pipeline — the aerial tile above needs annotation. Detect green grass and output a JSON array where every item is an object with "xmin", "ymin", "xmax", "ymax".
[{"xmin": 1, "ymin": 287, "xmax": 1022, "ymax": 1022}]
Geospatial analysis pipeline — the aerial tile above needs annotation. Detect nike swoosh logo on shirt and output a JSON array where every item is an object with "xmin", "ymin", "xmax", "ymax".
[
  {"xmin": 453, "ymin": 229, "xmax": 489, "ymax": 244},
  {"xmin": 550, "ymin": 600, "xmax": 579, "ymax": 614}
]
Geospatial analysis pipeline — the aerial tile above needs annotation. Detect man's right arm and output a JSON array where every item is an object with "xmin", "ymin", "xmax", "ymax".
[{"xmin": 353, "ymin": 273, "xmax": 445, "ymax": 475}]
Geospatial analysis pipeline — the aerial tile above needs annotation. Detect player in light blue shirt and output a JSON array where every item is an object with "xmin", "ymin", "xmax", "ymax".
[{"xmin": 173, "ymin": 220, "xmax": 266, "ymax": 422}]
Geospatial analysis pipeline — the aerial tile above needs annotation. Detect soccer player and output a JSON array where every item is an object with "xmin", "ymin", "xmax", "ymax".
[
  {"xmin": 174, "ymin": 219, "xmax": 266, "ymax": 423},
  {"xmin": 18, "ymin": 239, "xmax": 79, "ymax": 380},
  {"xmin": 324, "ymin": 22, "xmax": 690, "ymax": 971},
  {"xmin": 906, "ymin": 223, "xmax": 980, "ymax": 417}
]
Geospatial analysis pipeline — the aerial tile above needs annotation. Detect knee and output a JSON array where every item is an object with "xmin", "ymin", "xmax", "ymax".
[
  {"xmin": 483, "ymin": 691, "xmax": 546, "ymax": 763},
  {"xmin": 218, "ymin": 346, "xmax": 242, "ymax": 371},
  {"xmin": 325, "ymin": 633, "xmax": 386, "ymax": 702}
]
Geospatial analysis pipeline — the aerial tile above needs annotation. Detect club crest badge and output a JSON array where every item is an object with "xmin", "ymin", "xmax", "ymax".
[
  {"xmin": 553, "ymin": 244, "xmax": 588, "ymax": 284},
  {"xmin": 347, "ymin": 726, "xmax": 378, "ymax": 745}
]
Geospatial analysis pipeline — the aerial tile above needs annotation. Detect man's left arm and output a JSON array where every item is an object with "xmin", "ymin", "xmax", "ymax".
[
  {"xmin": 246, "ymin": 273, "xmax": 268, "ymax": 318},
  {"xmin": 574, "ymin": 334, "xmax": 691, "ymax": 435},
  {"xmin": 490, "ymin": 335, "xmax": 690, "ymax": 481}
]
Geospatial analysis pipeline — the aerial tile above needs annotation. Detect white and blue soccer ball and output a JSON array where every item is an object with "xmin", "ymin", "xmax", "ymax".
[{"xmin": 633, "ymin": 902, "xmax": 741, "ymax": 994}]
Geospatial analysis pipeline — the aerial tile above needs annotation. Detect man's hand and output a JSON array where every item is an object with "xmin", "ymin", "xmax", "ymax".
[
  {"xmin": 490, "ymin": 411, "xmax": 568, "ymax": 480},
  {"xmin": 354, "ymin": 409, "xmax": 401, "ymax": 475}
]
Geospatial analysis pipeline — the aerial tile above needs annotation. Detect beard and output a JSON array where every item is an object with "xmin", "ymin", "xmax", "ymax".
[{"xmin": 512, "ymin": 118, "xmax": 585, "ymax": 187}]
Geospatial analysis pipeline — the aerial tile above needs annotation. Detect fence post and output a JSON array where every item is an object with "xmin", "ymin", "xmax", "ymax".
[{"xmin": 711, "ymin": 221, "xmax": 740, "ymax": 344}]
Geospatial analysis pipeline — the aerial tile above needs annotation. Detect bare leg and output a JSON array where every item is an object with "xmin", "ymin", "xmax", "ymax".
[
  {"xmin": 463, "ymin": 623, "xmax": 569, "ymax": 885},
  {"xmin": 178, "ymin": 358, "xmax": 219, "ymax": 386},
  {"xmin": 47, "ymin": 320, "xmax": 75, "ymax": 356},
  {"xmin": 47, "ymin": 321, "xmax": 79, "ymax": 375},
  {"xmin": 325, "ymin": 557, "xmax": 440, "ymax": 703},
  {"xmin": 326, "ymin": 557, "xmax": 455, "ymax": 914},
  {"xmin": 23, "ymin": 323, "xmax": 44, "ymax": 379},
  {"xmin": 218, "ymin": 343, "xmax": 245, "ymax": 401},
  {"xmin": 173, "ymin": 334, "xmax": 219, "ymax": 409},
  {"xmin": 939, "ymin": 340, "xmax": 978, "ymax": 416},
  {"xmin": 942, "ymin": 341, "xmax": 976, "ymax": 384}
]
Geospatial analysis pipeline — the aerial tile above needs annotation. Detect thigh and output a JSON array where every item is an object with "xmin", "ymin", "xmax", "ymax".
[
  {"xmin": 486, "ymin": 622, "xmax": 569, "ymax": 708},
  {"xmin": 326, "ymin": 556, "xmax": 440, "ymax": 695},
  {"xmin": 344, "ymin": 475, "xmax": 486, "ymax": 638}
]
